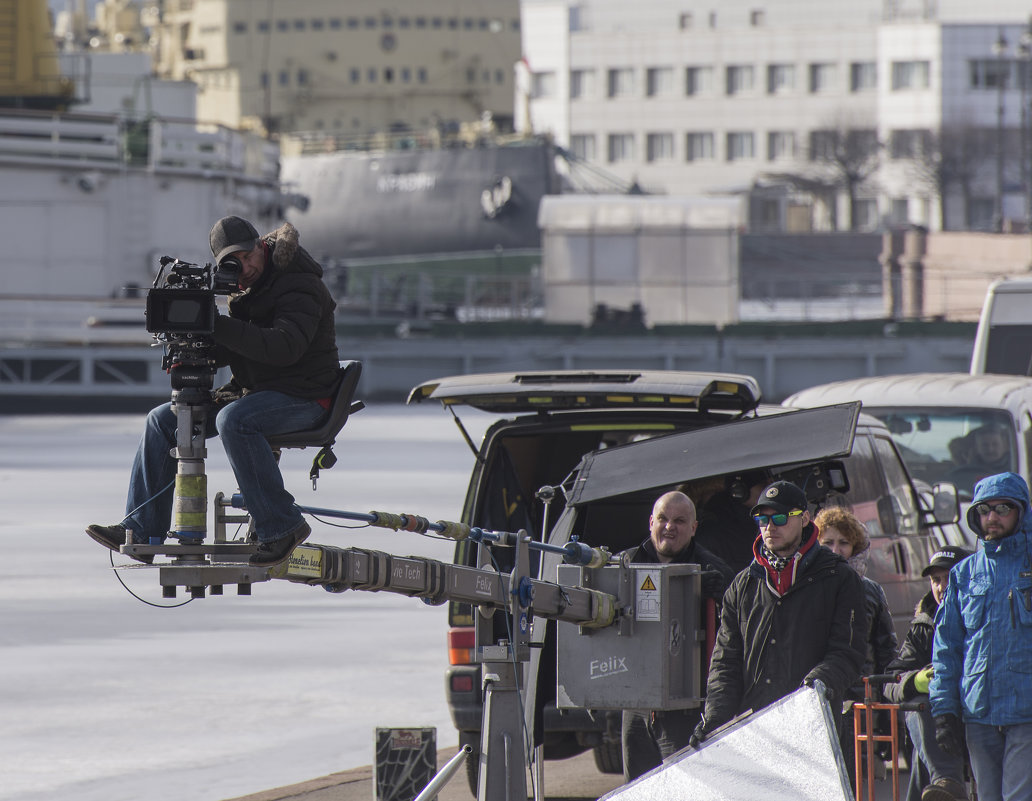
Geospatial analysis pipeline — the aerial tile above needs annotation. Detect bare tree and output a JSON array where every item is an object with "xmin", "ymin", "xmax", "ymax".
[
  {"xmin": 909, "ymin": 125, "xmax": 988, "ymax": 230},
  {"xmin": 760, "ymin": 112, "xmax": 881, "ymax": 231}
]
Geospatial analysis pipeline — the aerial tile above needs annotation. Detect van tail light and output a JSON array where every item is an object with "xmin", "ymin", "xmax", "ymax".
[{"xmin": 448, "ymin": 626, "xmax": 476, "ymax": 665}]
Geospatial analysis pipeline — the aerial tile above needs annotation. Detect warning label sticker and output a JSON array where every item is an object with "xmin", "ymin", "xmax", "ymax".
[{"xmin": 636, "ymin": 569, "xmax": 661, "ymax": 621}]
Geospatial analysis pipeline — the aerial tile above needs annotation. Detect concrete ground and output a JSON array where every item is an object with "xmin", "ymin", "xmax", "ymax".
[{"xmin": 223, "ymin": 746, "xmax": 911, "ymax": 801}]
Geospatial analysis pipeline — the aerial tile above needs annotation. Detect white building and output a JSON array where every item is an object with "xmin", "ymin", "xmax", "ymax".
[{"xmin": 519, "ymin": 0, "xmax": 1032, "ymax": 232}]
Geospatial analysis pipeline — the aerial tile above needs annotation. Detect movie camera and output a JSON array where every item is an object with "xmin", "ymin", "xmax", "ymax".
[{"xmin": 145, "ymin": 256, "xmax": 239, "ymax": 392}]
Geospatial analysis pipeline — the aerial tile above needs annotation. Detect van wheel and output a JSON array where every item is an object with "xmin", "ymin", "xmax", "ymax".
[{"xmin": 593, "ymin": 738, "xmax": 623, "ymax": 774}]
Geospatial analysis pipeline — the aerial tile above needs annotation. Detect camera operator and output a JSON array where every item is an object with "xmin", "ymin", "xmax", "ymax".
[{"xmin": 86, "ymin": 216, "xmax": 340, "ymax": 567}]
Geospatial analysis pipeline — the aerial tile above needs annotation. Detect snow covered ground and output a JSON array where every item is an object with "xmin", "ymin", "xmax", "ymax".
[{"xmin": 0, "ymin": 404, "xmax": 496, "ymax": 801}]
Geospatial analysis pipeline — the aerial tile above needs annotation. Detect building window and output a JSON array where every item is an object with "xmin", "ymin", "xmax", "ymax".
[
  {"xmin": 889, "ymin": 128, "xmax": 932, "ymax": 159},
  {"xmin": 809, "ymin": 63, "xmax": 837, "ymax": 93},
  {"xmin": 646, "ymin": 132, "xmax": 675, "ymax": 162},
  {"xmin": 646, "ymin": 67, "xmax": 675, "ymax": 97},
  {"xmin": 685, "ymin": 132, "xmax": 715, "ymax": 161},
  {"xmin": 969, "ymin": 59, "xmax": 1012, "ymax": 89},
  {"xmin": 570, "ymin": 69, "xmax": 595, "ymax": 100},
  {"xmin": 809, "ymin": 129, "xmax": 837, "ymax": 160},
  {"xmin": 417, "ymin": 68, "xmax": 428, "ymax": 83},
  {"xmin": 767, "ymin": 64, "xmax": 795, "ymax": 94},
  {"xmin": 850, "ymin": 62, "xmax": 877, "ymax": 92},
  {"xmin": 607, "ymin": 68, "xmax": 634, "ymax": 98},
  {"xmin": 570, "ymin": 134, "xmax": 597, "ymax": 161},
  {"xmin": 726, "ymin": 131, "xmax": 755, "ymax": 161},
  {"xmin": 257, "ymin": 20, "xmax": 270, "ymax": 32},
  {"xmin": 466, "ymin": 67, "xmax": 476, "ymax": 83},
  {"xmin": 349, "ymin": 68, "xmax": 360, "ymax": 83},
  {"xmin": 365, "ymin": 17, "xmax": 377, "ymax": 28},
  {"xmin": 767, "ymin": 131, "xmax": 796, "ymax": 160},
  {"xmin": 401, "ymin": 67, "xmax": 411, "ymax": 83},
  {"xmin": 607, "ymin": 133, "xmax": 635, "ymax": 163},
  {"xmin": 892, "ymin": 60, "xmax": 930, "ymax": 90},
  {"xmin": 532, "ymin": 71, "xmax": 556, "ymax": 98},
  {"xmin": 276, "ymin": 20, "xmax": 288, "ymax": 32},
  {"xmin": 297, "ymin": 68, "xmax": 309, "ymax": 86},
  {"xmin": 495, "ymin": 69, "xmax": 504, "ymax": 84},
  {"xmin": 854, "ymin": 199, "xmax": 879, "ymax": 230},
  {"xmin": 726, "ymin": 65, "xmax": 755, "ymax": 95},
  {"xmin": 293, "ymin": 19, "xmax": 305, "ymax": 30},
  {"xmin": 679, "ymin": 12, "xmax": 693, "ymax": 29},
  {"xmin": 346, "ymin": 17, "xmax": 359, "ymax": 29},
  {"xmin": 232, "ymin": 21, "xmax": 247, "ymax": 34},
  {"xmin": 367, "ymin": 68, "xmax": 377, "ymax": 82},
  {"xmin": 685, "ymin": 66, "xmax": 713, "ymax": 96},
  {"xmin": 891, "ymin": 197, "xmax": 910, "ymax": 225},
  {"xmin": 750, "ymin": 10, "xmax": 765, "ymax": 26},
  {"xmin": 278, "ymin": 70, "xmax": 289, "ymax": 86}
]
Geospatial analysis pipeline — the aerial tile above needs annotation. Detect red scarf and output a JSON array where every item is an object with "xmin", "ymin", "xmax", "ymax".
[{"xmin": 753, "ymin": 525, "xmax": 819, "ymax": 596}]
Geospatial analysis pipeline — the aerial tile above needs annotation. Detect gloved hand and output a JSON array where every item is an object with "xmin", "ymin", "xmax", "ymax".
[
  {"xmin": 934, "ymin": 714, "xmax": 965, "ymax": 758},
  {"xmin": 802, "ymin": 676, "xmax": 833, "ymax": 701},
  {"xmin": 212, "ymin": 380, "xmax": 243, "ymax": 408},
  {"xmin": 688, "ymin": 718, "xmax": 710, "ymax": 749},
  {"xmin": 913, "ymin": 666, "xmax": 933, "ymax": 695},
  {"xmin": 700, "ymin": 569, "xmax": 725, "ymax": 600}
]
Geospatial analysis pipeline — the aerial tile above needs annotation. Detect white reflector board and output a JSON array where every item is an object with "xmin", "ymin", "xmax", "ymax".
[{"xmin": 600, "ymin": 686, "xmax": 852, "ymax": 801}]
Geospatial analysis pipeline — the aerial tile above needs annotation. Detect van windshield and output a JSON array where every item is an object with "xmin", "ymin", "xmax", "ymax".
[{"xmin": 867, "ymin": 407, "xmax": 1015, "ymax": 499}]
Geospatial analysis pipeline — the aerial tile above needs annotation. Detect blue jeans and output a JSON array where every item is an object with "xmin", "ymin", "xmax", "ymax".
[
  {"xmin": 123, "ymin": 391, "xmax": 326, "ymax": 544},
  {"xmin": 965, "ymin": 721, "xmax": 1032, "ymax": 801},
  {"xmin": 905, "ymin": 704, "xmax": 966, "ymax": 800}
]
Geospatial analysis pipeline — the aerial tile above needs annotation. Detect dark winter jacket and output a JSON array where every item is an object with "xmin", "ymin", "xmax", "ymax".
[
  {"xmin": 213, "ymin": 222, "xmax": 340, "ymax": 399},
  {"xmin": 861, "ymin": 575, "xmax": 898, "ymax": 679},
  {"xmin": 621, "ymin": 536, "xmax": 736, "ymax": 602},
  {"xmin": 882, "ymin": 591, "xmax": 937, "ymax": 704},
  {"xmin": 702, "ymin": 524, "xmax": 866, "ymax": 731}
]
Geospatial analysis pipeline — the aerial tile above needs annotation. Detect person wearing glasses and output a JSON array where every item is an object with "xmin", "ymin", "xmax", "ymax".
[
  {"xmin": 691, "ymin": 480, "xmax": 866, "ymax": 747},
  {"xmin": 930, "ymin": 472, "xmax": 1032, "ymax": 801}
]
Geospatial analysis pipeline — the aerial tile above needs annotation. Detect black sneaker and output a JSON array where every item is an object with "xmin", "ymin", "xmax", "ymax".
[
  {"xmin": 248, "ymin": 520, "xmax": 311, "ymax": 567},
  {"xmin": 85, "ymin": 524, "xmax": 154, "ymax": 565}
]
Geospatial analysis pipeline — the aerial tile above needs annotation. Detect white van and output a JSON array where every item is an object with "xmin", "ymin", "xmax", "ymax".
[
  {"xmin": 785, "ymin": 372, "xmax": 1032, "ymax": 522},
  {"xmin": 970, "ymin": 277, "xmax": 1032, "ymax": 375}
]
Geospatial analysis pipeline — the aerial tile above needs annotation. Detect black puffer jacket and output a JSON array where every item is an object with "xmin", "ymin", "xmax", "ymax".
[
  {"xmin": 702, "ymin": 528, "xmax": 866, "ymax": 730},
  {"xmin": 881, "ymin": 591, "xmax": 937, "ymax": 704},
  {"xmin": 214, "ymin": 222, "xmax": 340, "ymax": 398}
]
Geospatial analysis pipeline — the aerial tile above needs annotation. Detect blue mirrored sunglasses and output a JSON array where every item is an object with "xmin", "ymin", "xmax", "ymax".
[
  {"xmin": 753, "ymin": 509, "xmax": 804, "ymax": 527},
  {"xmin": 974, "ymin": 502, "xmax": 1017, "ymax": 517}
]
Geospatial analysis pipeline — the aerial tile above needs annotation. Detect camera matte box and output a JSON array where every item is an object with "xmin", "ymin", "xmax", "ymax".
[
  {"xmin": 556, "ymin": 563, "xmax": 703, "ymax": 711},
  {"xmin": 146, "ymin": 288, "xmax": 217, "ymax": 334}
]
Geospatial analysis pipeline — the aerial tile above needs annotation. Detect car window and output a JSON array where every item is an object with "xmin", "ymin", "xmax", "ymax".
[
  {"xmin": 872, "ymin": 434, "xmax": 919, "ymax": 536},
  {"xmin": 837, "ymin": 433, "xmax": 886, "ymax": 535},
  {"xmin": 869, "ymin": 407, "xmax": 1015, "ymax": 498}
]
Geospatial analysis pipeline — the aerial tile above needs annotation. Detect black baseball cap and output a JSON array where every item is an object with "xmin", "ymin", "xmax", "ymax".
[
  {"xmin": 209, "ymin": 216, "xmax": 260, "ymax": 265},
  {"xmin": 751, "ymin": 480, "xmax": 808, "ymax": 516},
  {"xmin": 921, "ymin": 546, "xmax": 971, "ymax": 577}
]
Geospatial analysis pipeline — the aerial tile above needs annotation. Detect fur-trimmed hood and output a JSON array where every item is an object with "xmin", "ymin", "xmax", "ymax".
[{"xmin": 261, "ymin": 222, "xmax": 323, "ymax": 278}]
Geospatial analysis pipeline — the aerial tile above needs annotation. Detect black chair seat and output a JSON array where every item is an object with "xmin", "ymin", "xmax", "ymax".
[{"xmin": 266, "ymin": 360, "xmax": 364, "ymax": 450}]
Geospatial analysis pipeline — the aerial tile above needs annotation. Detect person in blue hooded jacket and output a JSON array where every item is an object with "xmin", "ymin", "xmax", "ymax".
[{"xmin": 929, "ymin": 471, "xmax": 1032, "ymax": 801}]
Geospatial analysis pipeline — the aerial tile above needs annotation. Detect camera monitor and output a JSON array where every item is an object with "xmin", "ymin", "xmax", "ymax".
[{"xmin": 146, "ymin": 288, "xmax": 217, "ymax": 335}]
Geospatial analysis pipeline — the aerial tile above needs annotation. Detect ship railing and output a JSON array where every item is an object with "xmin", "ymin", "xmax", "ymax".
[{"xmin": 0, "ymin": 109, "xmax": 279, "ymax": 180}]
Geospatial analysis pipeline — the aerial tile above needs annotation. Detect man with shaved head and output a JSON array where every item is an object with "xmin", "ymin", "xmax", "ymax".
[{"xmin": 619, "ymin": 490, "xmax": 734, "ymax": 781}]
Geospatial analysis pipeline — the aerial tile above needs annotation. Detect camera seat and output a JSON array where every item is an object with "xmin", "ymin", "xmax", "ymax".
[{"xmin": 266, "ymin": 360, "xmax": 365, "ymax": 487}]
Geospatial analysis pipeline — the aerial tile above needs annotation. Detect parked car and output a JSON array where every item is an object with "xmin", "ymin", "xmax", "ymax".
[
  {"xmin": 784, "ymin": 372, "xmax": 1032, "ymax": 534},
  {"xmin": 408, "ymin": 370, "xmax": 960, "ymax": 794}
]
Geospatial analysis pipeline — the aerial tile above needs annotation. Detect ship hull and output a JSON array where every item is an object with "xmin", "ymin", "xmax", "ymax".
[{"xmin": 282, "ymin": 140, "xmax": 557, "ymax": 260}]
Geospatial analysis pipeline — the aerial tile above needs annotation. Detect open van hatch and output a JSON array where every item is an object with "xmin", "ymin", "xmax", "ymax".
[
  {"xmin": 407, "ymin": 370, "xmax": 762, "ymax": 414},
  {"xmin": 568, "ymin": 402, "xmax": 860, "ymax": 505}
]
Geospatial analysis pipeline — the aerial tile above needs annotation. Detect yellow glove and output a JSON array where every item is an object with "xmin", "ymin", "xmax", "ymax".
[{"xmin": 913, "ymin": 666, "xmax": 933, "ymax": 694}]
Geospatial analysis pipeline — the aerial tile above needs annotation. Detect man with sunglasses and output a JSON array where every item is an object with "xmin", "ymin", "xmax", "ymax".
[
  {"xmin": 692, "ymin": 480, "xmax": 866, "ymax": 746},
  {"xmin": 930, "ymin": 472, "xmax": 1032, "ymax": 801}
]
